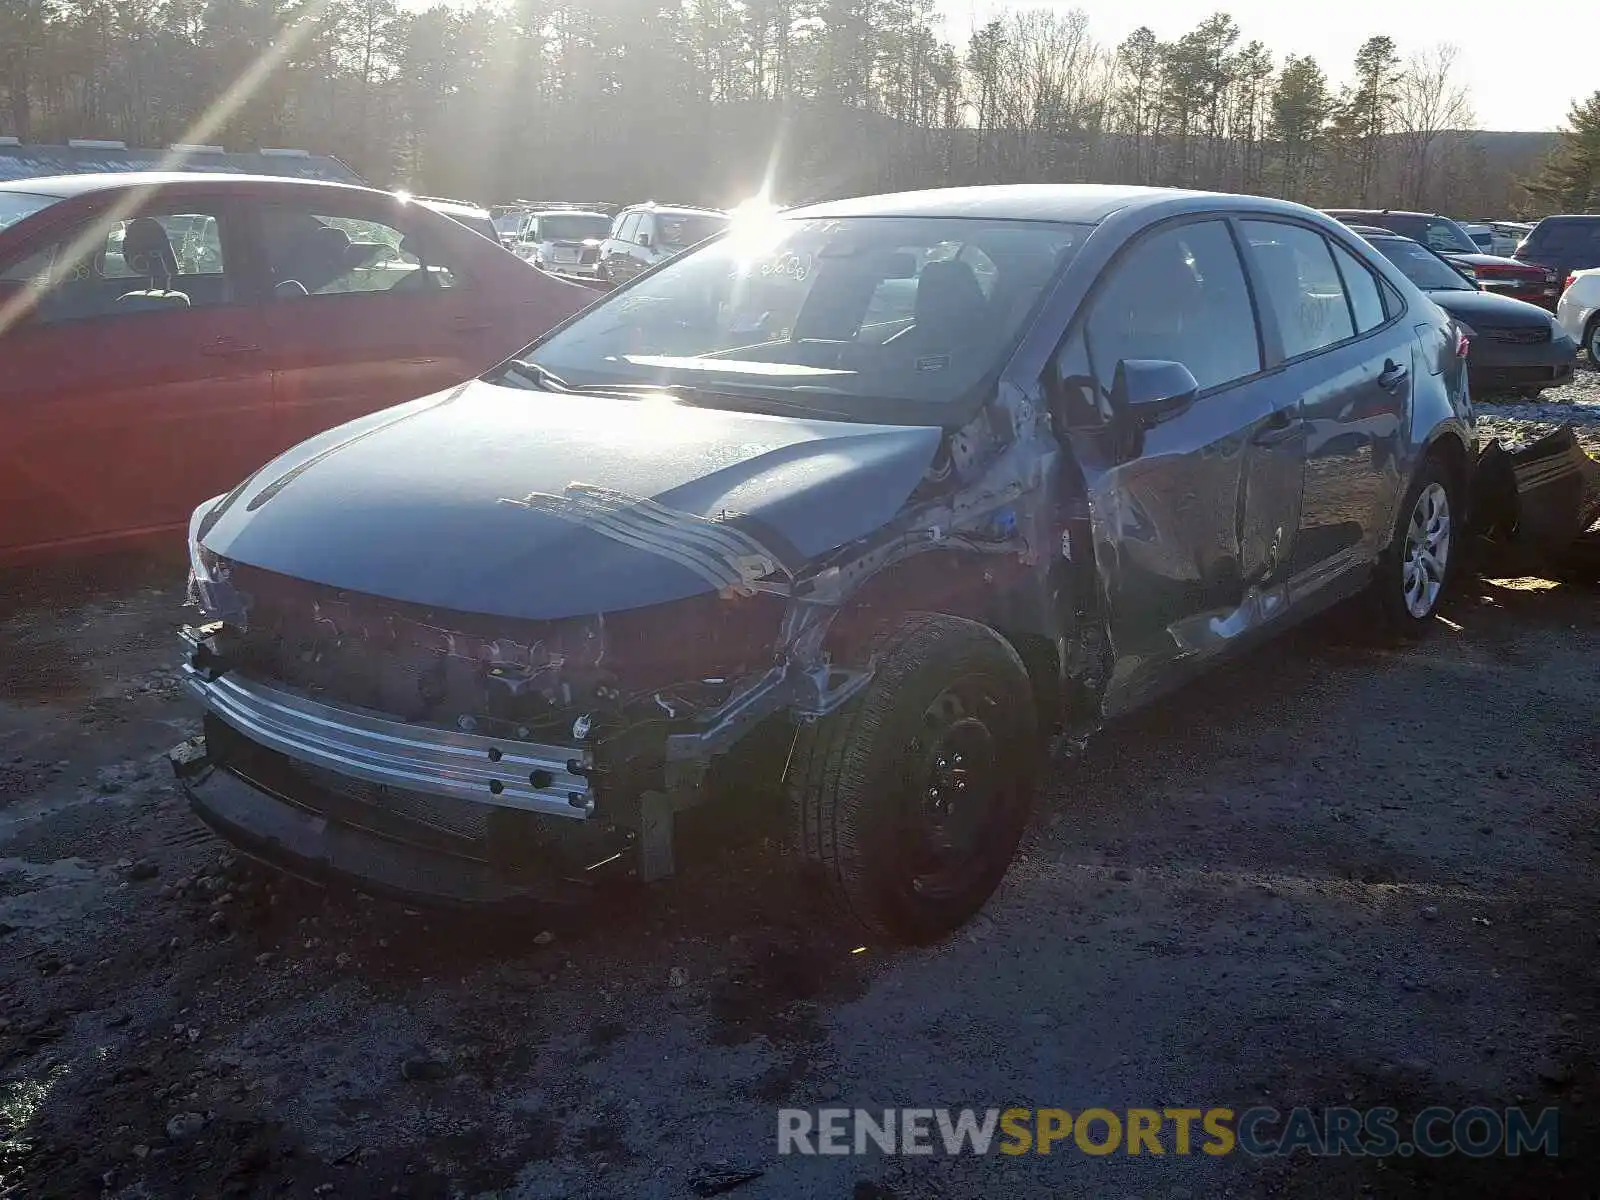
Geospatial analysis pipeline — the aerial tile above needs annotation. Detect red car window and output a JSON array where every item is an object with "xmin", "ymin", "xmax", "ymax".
[
  {"xmin": 16, "ymin": 206, "xmax": 241, "ymax": 324},
  {"xmin": 259, "ymin": 208, "xmax": 462, "ymax": 298}
]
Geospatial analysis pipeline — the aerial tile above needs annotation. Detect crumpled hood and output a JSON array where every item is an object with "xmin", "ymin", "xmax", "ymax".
[{"xmin": 201, "ymin": 380, "xmax": 942, "ymax": 620}]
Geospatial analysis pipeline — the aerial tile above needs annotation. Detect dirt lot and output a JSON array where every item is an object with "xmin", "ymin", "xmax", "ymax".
[{"xmin": 2, "ymin": 374, "xmax": 1599, "ymax": 1200}]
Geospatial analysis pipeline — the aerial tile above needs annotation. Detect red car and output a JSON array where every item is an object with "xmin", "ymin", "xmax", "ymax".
[
  {"xmin": 0, "ymin": 173, "xmax": 592, "ymax": 565},
  {"xmin": 1325, "ymin": 209, "xmax": 1561, "ymax": 310}
]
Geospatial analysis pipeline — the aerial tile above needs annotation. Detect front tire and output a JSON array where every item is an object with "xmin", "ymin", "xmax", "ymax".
[
  {"xmin": 786, "ymin": 614, "xmax": 1038, "ymax": 944},
  {"xmin": 1376, "ymin": 456, "xmax": 1460, "ymax": 635}
]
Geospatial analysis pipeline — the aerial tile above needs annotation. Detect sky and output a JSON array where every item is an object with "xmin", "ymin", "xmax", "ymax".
[{"xmin": 400, "ymin": 0, "xmax": 1596, "ymax": 131}]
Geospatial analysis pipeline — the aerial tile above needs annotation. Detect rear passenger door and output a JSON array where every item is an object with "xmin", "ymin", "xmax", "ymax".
[
  {"xmin": 247, "ymin": 193, "xmax": 483, "ymax": 451},
  {"xmin": 0, "ymin": 197, "xmax": 272, "ymax": 554},
  {"xmin": 1238, "ymin": 219, "xmax": 1411, "ymax": 592},
  {"xmin": 1049, "ymin": 216, "xmax": 1303, "ymax": 715}
]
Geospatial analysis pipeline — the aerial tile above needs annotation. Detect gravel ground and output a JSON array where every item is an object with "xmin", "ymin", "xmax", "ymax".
[
  {"xmin": 1474, "ymin": 353, "xmax": 1600, "ymax": 457},
  {"xmin": 2, "ymin": 377, "xmax": 1599, "ymax": 1200}
]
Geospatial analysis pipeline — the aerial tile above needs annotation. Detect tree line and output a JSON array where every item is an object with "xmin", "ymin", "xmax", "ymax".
[{"xmin": 0, "ymin": 0, "xmax": 1593, "ymax": 217}]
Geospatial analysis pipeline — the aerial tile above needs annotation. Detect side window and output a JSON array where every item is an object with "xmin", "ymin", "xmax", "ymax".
[
  {"xmin": 1241, "ymin": 220, "xmax": 1355, "ymax": 359},
  {"xmin": 259, "ymin": 206, "xmax": 460, "ymax": 299},
  {"xmin": 1049, "ymin": 326, "xmax": 1106, "ymax": 428},
  {"xmin": 615, "ymin": 212, "xmax": 641, "ymax": 242},
  {"xmin": 19, "ymin": 207, "xmax": 239, "ymax": 324},
  {"xmin": 635, "ymin": 214, "xmax": 655, "ymax": 245},
  {"xmin": 1379, "ymin": 276, "xmax": 1407, "ymax": 319},
  {"xmin": 1423, "ymin": 220, "xmax": 1469, "ymax": 253},
  {"xmin": 1083, "ymin": 219, "xmax": 1261, "ymax": 396},
  {"xmin": 102, "ymin": 215, "xmax": 224, "ymax": 279},
  {"xmin": 1330, "ymin": 241, "xmax": 1386, "ymax": 333}
]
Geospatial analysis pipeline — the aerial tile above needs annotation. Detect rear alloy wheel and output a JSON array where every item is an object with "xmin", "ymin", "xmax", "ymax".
[
  {"xmin": 787, "ymin": 613, "xmax": 1038, "ymax": 943},
  {"xmin": 1376, "ymin": 458, "xmax": 1458, "ymax": 634},
  {"xmin": 1402, "ymin": 482, "xmax": 1452, "ymax": 618}
]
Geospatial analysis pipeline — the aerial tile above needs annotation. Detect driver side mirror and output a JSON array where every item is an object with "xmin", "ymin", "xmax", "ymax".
[
  {"xmin": 1111, "ymin": 359, "xmax": 1200, "ymax": 427},
  {"xmin": 636, "ymin": 231, "xmax": 652, "ymax": 248}
]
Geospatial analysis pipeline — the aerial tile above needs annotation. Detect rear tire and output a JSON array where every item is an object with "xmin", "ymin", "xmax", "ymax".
[
  {"xmin": 1375, "ymin": 456, "xmax": 1460, "ymax": 636},
  {"xmin": 1586, "ymin": 316, "xmax": 1600, "ymax": 367},
  {"xmin": 786, "ymin": 613, "xmax": 1038, "ymax": 944}
]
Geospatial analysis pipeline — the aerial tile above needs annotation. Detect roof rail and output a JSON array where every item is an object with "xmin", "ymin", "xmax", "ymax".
[
  {"xmin": 259, "ymin": 147, "xmax": 310, "ymax": 157},
  {"xmin": 508, "ymin": 199, "xmax": 618, "ymax": 211},
  {"xmin": 67, "ymin": 138, "xmax": 127, "ymax": 150},
  {"xmin": 633, "ymin": 199, "xmax": 725, "ymax": 213}
]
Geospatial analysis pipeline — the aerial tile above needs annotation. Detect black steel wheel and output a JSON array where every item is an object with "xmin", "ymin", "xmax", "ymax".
[{"xmin": 787, "ymin": 613, "xmax": 1038, "ymax": 943}]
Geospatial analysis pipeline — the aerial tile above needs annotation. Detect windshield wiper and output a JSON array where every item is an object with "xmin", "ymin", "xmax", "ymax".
[
  {"xmin": 497, "ymin": 363, "xmax": 864, "ymax": 420},
  {"xmin": 500, "ymin": 359, "xmax": 570, "ymax": 391}
]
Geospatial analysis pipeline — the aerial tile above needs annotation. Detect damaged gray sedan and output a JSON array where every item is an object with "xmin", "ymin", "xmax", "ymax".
[{"xmin": 173, "ymin": 185, "xmax": 1499, "ymax": 942}]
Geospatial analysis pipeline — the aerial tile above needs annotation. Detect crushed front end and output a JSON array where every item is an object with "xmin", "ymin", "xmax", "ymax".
[{"xmin": 170, "ymin": 558, "xmax": 854, "ymax": 905}]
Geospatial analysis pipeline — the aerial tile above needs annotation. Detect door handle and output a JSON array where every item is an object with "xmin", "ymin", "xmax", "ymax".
[
  {"xmin": 1251, "ymin": 409, "xmax": 1298, "ymax": 446},
  {"xmin": 1378, "ymin": 359, "xmax": 1409, "ymax": 391},
  {"xmin": 201, "ymin": 338, "xmax": 261, "ymax": 357}
]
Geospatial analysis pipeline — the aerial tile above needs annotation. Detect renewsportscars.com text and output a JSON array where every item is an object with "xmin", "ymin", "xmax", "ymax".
[{"xmin": 777, "ymin": 1106, "xmax": 1560, "ymax": 1158}]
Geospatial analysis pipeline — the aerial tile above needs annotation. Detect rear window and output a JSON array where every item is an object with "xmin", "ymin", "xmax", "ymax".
[
  {"xmin": 656, "ymin": 214, "xmax": 728, "ymax": 247},
  {"xmin": 1528, "ymin": 219, "xmax": 1600, "ymax": 253},
  {"xmin": 538, "ymin": 214, "xmax": 612, "ymax": 241},
  {"xmin": 0, "ymin": 191, "xmax": 63, "ymax": 233}
]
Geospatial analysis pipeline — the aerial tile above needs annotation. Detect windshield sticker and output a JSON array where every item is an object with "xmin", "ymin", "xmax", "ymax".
[
  {"xmin": 916, "ymin": 355, "xmax": 950, "ymax": 373},
  {"xmin": 762, "ymin": 251, "xmax": 812, "ymax": 282}
]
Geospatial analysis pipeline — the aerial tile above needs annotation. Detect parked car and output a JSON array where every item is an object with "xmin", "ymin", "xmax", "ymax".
[
  {"xmin": 1515, "ymin": 215, "xmax": 1600, "ymax": 298},
  {"xmin": 1326, "ymin": 209, "xmax": 1561, "ymax": 309},
  {"xmin": 0, "ymin": 173, "xmax": 593, "ymax": 565},
  {"xmin": 1462, "ymin": 222, "xmax": 1497, "ymax": 253},
  {"xmin": 173, "ymin": 184, "xmax": 1484, "ymax": 942},
  {"xmin": 491, "ymin": 206, "xmax": 530, "ymax": 247},
  {"xmin": 409, "ymin": 196, "xmax": 500, "ymax": 244},
  {"xmin": 597, "ymin": 203, "xmax": 728, "ymax": 283},
  {"xmin": 1488, "ymin": 221, "xmax": 1532, "ymax": 256},
  {"xmin": 1355, "ymin": 229, "xmax": 1576, "ymax": 396},
  {"xmin": 514, "ymin": 209, "xmax": 613, "ymax": 276},
  {"xmin": 1557, "ymin": 266, "xmax": 1600, "ymax": 364}
]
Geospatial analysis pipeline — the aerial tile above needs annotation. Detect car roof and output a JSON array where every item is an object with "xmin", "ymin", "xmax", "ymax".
[
  {"xmin": 791, "ymin": 184, "xmax": 1243, "ymax": 223},
  {"xmin": 0, "ymin": 171, "xmax": 379, "ymax": 199},
  {"xmin": 533, "ymin": 209, "xmax": 608, "ymax": 218},
  {"xmin": 1326, "ymin": 207, "xmax": 1449, "ymax": 220},
  {"xmin": 625, "ymin": 203, "xmax": 724, "ymax": 217}
]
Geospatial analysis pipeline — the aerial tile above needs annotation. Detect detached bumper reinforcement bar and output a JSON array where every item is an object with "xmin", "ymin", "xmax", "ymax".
[{"xmin": 179, "ymin": 654, "xmax": 593, "ymax": 821}]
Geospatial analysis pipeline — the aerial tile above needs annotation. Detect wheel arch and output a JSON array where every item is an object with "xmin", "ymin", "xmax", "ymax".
[{"xmin": 816, "ymin": 547, "xmax": 1067, "ymax": 727}]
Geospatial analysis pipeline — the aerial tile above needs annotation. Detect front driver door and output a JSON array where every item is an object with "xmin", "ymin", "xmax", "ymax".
[
  {"xmin": 0, "ymin": 197, "xmax": 272, "ymax": 557},
  {"xmin": 1052, "ymin": 216, "xmax": 1305, "ymax": 716}
]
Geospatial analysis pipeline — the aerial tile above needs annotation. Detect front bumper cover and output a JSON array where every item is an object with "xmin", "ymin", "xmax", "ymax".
[
  {"xmin": 1473, "ymin": 425, "xmax": 1600, "ymax": 547},
  {"xmin": 172, "ymin": 737, "xmax": 594, "ymax": 907}
]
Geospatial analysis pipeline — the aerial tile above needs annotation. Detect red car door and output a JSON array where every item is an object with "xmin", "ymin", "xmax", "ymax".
[
  {"xmin": 247, "ymin": 192, "xmax": 504, "ymax": 451},
  {"xmin": 0, "ymin": 194, "xmax": 274, "ymax": 559}
]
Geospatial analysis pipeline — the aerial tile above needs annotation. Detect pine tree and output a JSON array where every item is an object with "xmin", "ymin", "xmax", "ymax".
[{"xmin": 1527, "ymin": 91, "xmax": 1600, "ymax": 212}]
